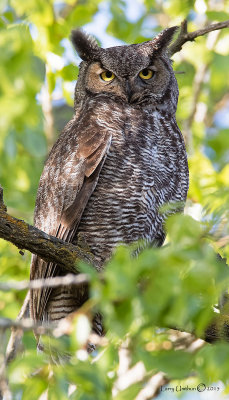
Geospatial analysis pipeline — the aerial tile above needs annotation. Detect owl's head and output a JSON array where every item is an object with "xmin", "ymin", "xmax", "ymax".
[{"xmin": 71, "ymin": 27, "xmax": 178, "ymax": 114}]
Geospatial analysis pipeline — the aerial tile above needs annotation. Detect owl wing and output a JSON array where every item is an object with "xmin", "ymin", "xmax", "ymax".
[{"xmin": 30, "ymin": 117, "xmax": 112, "ymax": 322}]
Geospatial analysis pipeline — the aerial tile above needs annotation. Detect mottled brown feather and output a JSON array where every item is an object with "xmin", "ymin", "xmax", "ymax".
[{"xmin": 30, "ymin": 127, "xmax": 111, "ymax": 322}]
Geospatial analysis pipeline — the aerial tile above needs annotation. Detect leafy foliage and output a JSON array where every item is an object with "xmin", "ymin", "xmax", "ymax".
[
  {"xmin": 6, "ymin": 214, "xmax": 229, "ymax": 398},
  {"xmin": 1, "ymin": 0, "xmax": 229, "ymax": 398}
]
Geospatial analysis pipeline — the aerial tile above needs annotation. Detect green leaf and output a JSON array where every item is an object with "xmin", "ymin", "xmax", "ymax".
[
  {"xmin": 22, "ymin": 129, "xmax": 47, "ymax": 157},
  {"xmin": 151, "ymin": 349, "xmax": 194, "ymax": 379},
  {"xmin": 205, "ymin": 129, "xmax": 229, "ymax": 170},
  {"xmin": 206, "ymin": 11, "xmax": 229, "ymax": 22},
  {"xmin": 60, "ymin": 64, "xmax": 78, "ymax": 81},
  {"xmin": 4, "ymin": 131, "xmax": 17, "ymax": 159},
  {"xmin": 113, "ymin": 383, "xmax": 142, "ymax": 400}
]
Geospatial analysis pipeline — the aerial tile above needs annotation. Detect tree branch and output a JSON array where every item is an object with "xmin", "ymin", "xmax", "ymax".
[
  {"xmin": 5, "ymin": 292, "xmax": 30, "ymax": 364},
  {"xmin": 169, "ymin": 19, "xmax": 229, "ymax": 56},
  {"xmin": 0, "ymin": 273, "xmax": 89, "ymax": 292},
  {"xmin": 0, "ymin": 185, "xmax": 95, "ymax": 273},
  {"xmin": 0, "ymin": 317, "xmax": 51, "ymax": 335}
]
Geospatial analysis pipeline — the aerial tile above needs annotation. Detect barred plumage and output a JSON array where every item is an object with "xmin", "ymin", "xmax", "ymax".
[{"xmin": 30, "ymin": 27, "xmax": 189, "ymax": 340}]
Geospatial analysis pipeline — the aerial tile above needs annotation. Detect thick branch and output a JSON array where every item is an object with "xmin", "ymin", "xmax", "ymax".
[
  {"xmin": 0, "ymin": 185, "xmax": 94, "ymax": 273},
  {"xmin": 169, "ymin": 19, "xmax": 229, "ymax": 56}
]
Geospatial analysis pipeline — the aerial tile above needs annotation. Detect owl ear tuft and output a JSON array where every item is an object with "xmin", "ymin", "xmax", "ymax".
[
  {"xmin": 71, "ymin": 29, "xmax": 101, "ymax": 61},
  {"xmin": 150, "ymin": 26, "xmax": 178, "ymax": 52}
]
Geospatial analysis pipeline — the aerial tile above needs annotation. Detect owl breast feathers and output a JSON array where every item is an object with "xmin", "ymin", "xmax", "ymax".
[{"xmin": 30, "ymin": 27, "xmax": 189, "ymax": 330}]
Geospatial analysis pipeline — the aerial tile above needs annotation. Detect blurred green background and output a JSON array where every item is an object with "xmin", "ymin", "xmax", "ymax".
[
  {"xmin": 1, "ymin": 0, "xmax": 229, "ymax": 319},
  {"xmin": 1, "ymin": 1, "xmax": 229, "ymax": 398}
]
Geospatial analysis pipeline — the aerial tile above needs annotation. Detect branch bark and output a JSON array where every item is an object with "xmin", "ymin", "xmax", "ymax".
[
  {"xmin": 0, "ymin": 185, "xmax": 95, "ymax": 273},
  {"xmin": 169, "ymin": 19, "xmax": 229, "ymax": 56}
]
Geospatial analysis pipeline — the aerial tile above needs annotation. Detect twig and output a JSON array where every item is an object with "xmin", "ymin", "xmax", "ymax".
[
  {"xmin": 0, "ymin": 330, "xmax": 12, "ymax": 400},
  {"xmin": 1, "ymin": 295, "xmax": 31, "ymax": 400},
  {"xmin": 0, "ymin": 317, "xmax": 52, "ymax": 335},
  {"xmin": 2, "ymin": 315, "xmax": 106, "ymax": 345},
  {"xmin": 3, "ymin": 274, "xmax": 90, "ymax": 364},
  {"xmin": 182, "ymin": 63, "xmax": 209, "ymax": 148},
  {"xmin": 5, "ymin": 292, "xmax": 30, "ymax": 364},
  {"xmin": 0, "ymin": 185, "xmax": 95, "ymax": 274},
  {"xmin": 182, "ymin": 27, "xmax": 221, "ymax": 149},
  {"xmin": 167, "ymin": 311, "xmax": 229, "ymax": 344},
  {"xmin": 169, "ymin": 19, "xmax": 229, "ymax": 56},
  {"xmin": 216, "ymin": 235, "xmax": 229, "ymax": 248},
  {"xmin": 113, "ymin": 361, "xmax": 146, "ymax": 395},
  {"xmin": 0, "ymin": 273, "xmax": 89, "ymax": 292},
  {"xmin": 59, "ymin": 0, "xmax": 78, "ymax": 19},
  {"xmin": 136, "ymin": 372, "xmax": 168, "ymax": 400}
]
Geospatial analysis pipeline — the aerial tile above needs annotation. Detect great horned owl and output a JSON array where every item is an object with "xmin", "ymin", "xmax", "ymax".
[{"xmin": 30, "ymin": 27, "xmax": 189, "ymax": 337}]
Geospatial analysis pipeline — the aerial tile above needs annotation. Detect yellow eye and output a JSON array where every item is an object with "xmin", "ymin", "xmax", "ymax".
[
  {"xmin": 100, "ymin": 70, "xmax": 115, "ymax": 82},
  {"xmin": 139, "ymin": 68, "xmax": 154, "ymax": 80}
]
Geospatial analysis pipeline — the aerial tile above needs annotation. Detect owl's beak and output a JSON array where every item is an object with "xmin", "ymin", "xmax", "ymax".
[{"xmin": 125, "ymin": 81, "xmax": 134, "ymax": 103}]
